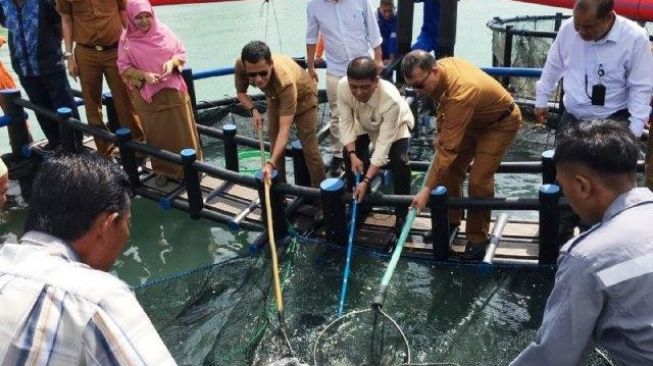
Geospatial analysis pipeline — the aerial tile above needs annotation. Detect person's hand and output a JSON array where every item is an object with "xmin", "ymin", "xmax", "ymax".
[
  {"xmin": 353, "ymin": 180, "xmax": 367, "ymax": 203},
  {"xmin": 144, "ymin": 72, "xmax": 161, "ymax": 85},
  {"xmin": 375, "ymin": 59, "xmax": 384, "ymax": 75},
  {"xmin": 534, "ymin": 107, "xmax": 549, "ymax": 125},
  {"xmin": 308, "ymin": 67, "xmax": 319, "ymax": 83},
  {"xmin": 263, "ymin": 161, "xmax": 274, "ymax": 184},
  {"xmin": 67, "ymin": 58, "xmax": 79, "ymax": 81},
  {"xmin": 411, "ymin": 187, "xmax": 431, "ymax": 213},
  {"xmin": 350, "ymin": 154, "xmax": 364, "ymax": 175},
  {"xmin": 162, "ymin": 59, "xmax": 181, "ymax": 78},
  {"xmin": 251, "ymin": 109, "xmax": 264, "ymax": 130},
  {"xmin": 162, "ymin": 59, "xmax": 175, "ymax": 78}
]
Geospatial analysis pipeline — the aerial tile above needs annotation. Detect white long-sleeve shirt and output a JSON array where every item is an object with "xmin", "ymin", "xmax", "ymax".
[
  {"xmin": 337, "ymin": 78, "xmax": 414, "ymax": 167},
  {"xmin": 306, "ymin": 0, "xmax": 383, "ymax": 77},
  {"xmin": 535, "ymin": 15, "xmax": 653, "ymax": 137}
]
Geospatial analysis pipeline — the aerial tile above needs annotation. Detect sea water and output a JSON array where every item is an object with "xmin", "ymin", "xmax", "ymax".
[{"xmin": 0, "ymin": 1, "xmax": 574, "ymax": 364}]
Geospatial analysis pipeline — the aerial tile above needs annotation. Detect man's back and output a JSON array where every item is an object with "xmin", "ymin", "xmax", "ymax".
[
  {"xmin": 513, "ymin": 188, "xmax": 653, "ymax": 365},
  {"xmin": 0, "ymin": 232, "xmax": 175, "ymax": 365}
]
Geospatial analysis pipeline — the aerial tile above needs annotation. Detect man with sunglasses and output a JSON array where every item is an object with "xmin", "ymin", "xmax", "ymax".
[
  {"xmin": 534, "ymin": 0, "xmax": 653, "ymax": 243},
  {"xmin": 234, "ymin": 41, "xmax": 326, "ymax": 210},
  {"xmin": 401, "ymin": 50, "xmax": 521, "ymax": 260}
]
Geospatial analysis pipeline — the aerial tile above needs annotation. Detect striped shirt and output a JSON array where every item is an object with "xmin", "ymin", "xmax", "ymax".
[
  {"xmin": 0, "ymin": 231, "xmax": 176, "ymax": 365},
  {"xmin": 512, "ymin": 188, "xmax": 653, "ymax": 365}
]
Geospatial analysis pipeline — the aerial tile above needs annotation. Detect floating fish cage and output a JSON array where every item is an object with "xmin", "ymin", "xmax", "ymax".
[{"xmin": 487, "ymin": 13, "xmax": 569, "ymax": 104}]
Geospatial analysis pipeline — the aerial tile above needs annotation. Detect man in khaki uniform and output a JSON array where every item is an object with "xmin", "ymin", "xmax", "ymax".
[
  {"xmin": 402, "ymin": 50, "xmax": 521, "ymax": 259},
  {"xmin": 235, "ymin": 41, "xmax": 326, "ymax": 195},
  {"xmin": 57, "ymin": 0, "xmax": 144, "ymax": 157}
]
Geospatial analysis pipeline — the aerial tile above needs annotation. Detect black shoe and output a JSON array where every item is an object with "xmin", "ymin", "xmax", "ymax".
[
  {"xmin": 462, "ymin": 240, "xmax": 488, "ymax": 261},
  {"xmin": 313, "ymin": 207, "xmax": 324, "ymax": 222},
  {"xmin": 423, "ymin": 223, "xmax": 459, "ymax": 243},
  {"xmin": 328, "ymin": 157, "xmax": 343, "ymax": 177},
  {"xmin": 394, "ymin": 216, "xmax": 406, "ymax": 236}
]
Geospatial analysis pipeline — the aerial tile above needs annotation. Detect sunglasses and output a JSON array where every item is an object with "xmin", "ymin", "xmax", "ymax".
[
  {"xmin": 246, "ymin": 70, "xmax": 270, "ymax": 78},
  {"xmin": 409, "ymin": 71, "xmax": 431, "ymax": 90}
]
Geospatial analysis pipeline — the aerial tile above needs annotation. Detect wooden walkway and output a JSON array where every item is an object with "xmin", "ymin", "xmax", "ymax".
[{"xmin": 79, "ymin": 138, "xmax": 543, "ymax": 264}]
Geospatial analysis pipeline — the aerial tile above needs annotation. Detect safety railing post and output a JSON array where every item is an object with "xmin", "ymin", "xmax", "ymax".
[
  {"xmin": 116, "ymin": 128, "xmax": 140, "ymax": 188},
  {"xmin": 291, "ymin": 140, "xmax": 311, "ymax": 187},
  {"xmin": 56, "ymin": 107, "xmax": 78, "ymax": 153},
  {"xmin": 102, "ymin": 92, "xmax": 121, "ymax": 133},
  {"xmin": 181, "ymin": 148, "xmax": 203, "ymax": 219},
  {"xmin": 538, "ymin": 184, "xmax": 561, "ymax": 265},
  {"xmin": 223, "ymin": 124, "xmax": 239, "ymax": 172},
  {"xmin": 430, "ymin": 186, "xmax": 450, "ymax": 260},
  {"xmin": 320, "ymin": 178, "xmax": 347, "ymax": 246},
  {"xmin": 541, "ymin": 149, "xmax": 556, "ymax": 184},
  {"xmin": 0, "ymin": 88, "xmax": 32, "ymax": 157}
]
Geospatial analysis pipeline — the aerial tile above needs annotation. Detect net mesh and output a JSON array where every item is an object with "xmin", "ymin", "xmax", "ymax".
[
  {"xmin": 134, "ymin": 236, "xmax": 621, "ymax": 366},
  {"xmin": 489, "ymin": 15, "xmax": 563, "ymax": 102}
]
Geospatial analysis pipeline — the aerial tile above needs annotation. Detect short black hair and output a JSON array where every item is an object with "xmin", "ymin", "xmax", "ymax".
[
  {"xmin": 575, "ymin": 0, "xmax": 614, "ymax": 19},
  {"xmin": 24, "ymin": 153, "xmax": 131, "ymax": 242},
  {"xmin": 400, "ymin": 50, "xmax": 435, "ymax": 79},
  {"xmin": 380, "ymin": 0, "xmax": 394, "ymax": 7},
  {"xmin": 241, "ymin": 40, "xmax": 272, "ymax": 64},
  {"xmin": 553, "ymin": 119, "xmax": 639, "ymax": 175},
  {"xmin": 346, "ymin": 57, "xmax": 378, "ymax": 81}
]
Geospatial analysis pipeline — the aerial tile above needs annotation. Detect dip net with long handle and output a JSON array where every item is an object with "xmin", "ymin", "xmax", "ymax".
[{"xmin": 313, "ymin": 160, "xmax": 438, "ymax": 365}]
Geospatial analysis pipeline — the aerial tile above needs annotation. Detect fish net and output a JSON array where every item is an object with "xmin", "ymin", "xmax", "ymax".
[
  {"xmin": 134, "ymin": 235, "xmax": 621, "ymax": 366},
  {"xmin": 134, "ymin": 235, "xmax": 300, "ymax": 366}
]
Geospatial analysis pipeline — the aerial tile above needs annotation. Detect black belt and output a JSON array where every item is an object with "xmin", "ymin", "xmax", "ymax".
[
  {"xmin": 497, "ymin": 103, "xmax": 516, "ymax": 121},
  {"xmin": 77, "ymin": 43, "xmax": 118, "ymax": 51}
]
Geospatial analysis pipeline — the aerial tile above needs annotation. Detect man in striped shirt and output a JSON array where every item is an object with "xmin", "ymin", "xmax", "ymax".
[{"xmin": 0, "ymin": 154, "xmax": 175, "ymax": 365}]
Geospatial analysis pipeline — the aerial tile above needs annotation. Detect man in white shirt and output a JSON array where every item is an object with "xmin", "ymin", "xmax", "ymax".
[
  {"xmin": 0, "ymin": 154, "xmax": 175, "ymax": 365},
  {"xmin": 338, "ymin": 56, "xmax": 414, "ymax": 236},
  {"xmin": 0, "ymin": 158, "xmax": 7, "ymax": 207},
  {"xmin": 534, "ymin": 0, "xmax": 653, "ymax": 138},
  {"xmin": 306, "ymin": 0, "xmax": 384, "ymax": 176}
]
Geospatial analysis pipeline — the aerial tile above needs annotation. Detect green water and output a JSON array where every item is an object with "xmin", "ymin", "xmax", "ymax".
[{"xmin": 0, "ymin": 1, "xmax": 574, "ymax": 364}]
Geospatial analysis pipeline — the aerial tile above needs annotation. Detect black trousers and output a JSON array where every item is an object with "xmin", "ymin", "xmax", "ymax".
[
  {"xmin": 18, "ymin": 70, "xmax": 81, "ymax": 148},
  {"xmin": 343, "ymin": 135, "xmax": 411, "ymax": 221}
]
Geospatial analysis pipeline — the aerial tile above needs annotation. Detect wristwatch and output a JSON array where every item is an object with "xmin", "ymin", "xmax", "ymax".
[{"xmin": 63, "ymin": 51, "xmax": 73, "ymax": 60}]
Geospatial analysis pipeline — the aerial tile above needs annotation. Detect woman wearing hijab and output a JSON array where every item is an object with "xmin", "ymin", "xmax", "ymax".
[{"xmin": 118, "ymin": 0, "xmax": 202, "ymax": 187}]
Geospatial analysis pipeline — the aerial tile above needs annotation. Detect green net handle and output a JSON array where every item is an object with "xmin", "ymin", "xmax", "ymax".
[{"xmin": 373, "ymin": 207, "xmax": 417, "ymax": 307}]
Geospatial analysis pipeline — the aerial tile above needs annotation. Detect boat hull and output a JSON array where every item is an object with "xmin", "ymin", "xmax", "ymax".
[{"xmin": 512, "ymin": 0, "xmax": 653, "ymax": 21}]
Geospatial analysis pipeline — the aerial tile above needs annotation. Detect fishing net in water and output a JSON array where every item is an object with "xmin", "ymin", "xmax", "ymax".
[
  {"xmin": 134, "ymin": 235, "xmax": 300, "ymax": 366},
  {"xmin": 134, "ymin": 235, "xmax": 621, "ymax": 366},
  {"xmin": 313, "ymin": 307, "xmax": 410, "ymax": 366}
]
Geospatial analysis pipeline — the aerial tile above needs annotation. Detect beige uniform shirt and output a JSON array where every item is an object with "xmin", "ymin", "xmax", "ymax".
[{"xmin": 337, "ymin": 78, "xmax": 414, "ymax": 167}]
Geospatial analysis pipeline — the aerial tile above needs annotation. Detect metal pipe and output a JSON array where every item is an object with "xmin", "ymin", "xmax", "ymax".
[
  {"xmin": 228, "ymin": 198, "xmax": 261, "ymax": 232},
  {"xmin": 483, "ymin": 213, "xmax": 510, "ymax": 264}
]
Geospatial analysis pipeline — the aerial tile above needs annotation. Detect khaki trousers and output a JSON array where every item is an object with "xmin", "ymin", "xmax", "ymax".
[
  {"xmin": 647, "ymin": 128, "xmax": 653, "ymax": 190},
  {"xmin": 267, "ymin": 103, "xmax": 326, "ymax": 188},
  {"xmin": 75, "ymin": 46, "xmax": 144, "ymax": 157},
  {"xmin": 440, "ymin": 108, "xmax": 521, "ymax": 243},
  {"xmin": 326, "ymin": 73, "xmax": 343, "ymax": 158}
]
